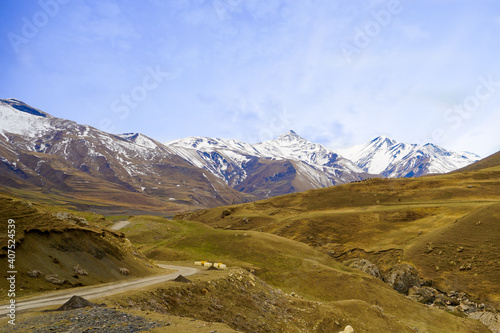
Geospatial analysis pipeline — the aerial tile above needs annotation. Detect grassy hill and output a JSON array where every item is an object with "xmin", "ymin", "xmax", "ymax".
[
  {"xmin": 1, "ymin": 152, "xmax": 497, "ymax": 332},
  {"xmin": 115, "ymin": 216, "xmax": 490, "ymax": 332},
  {"xmin": 175, "ymin": 152, "xmax": 500, "ymax": 310},
  {"xmin": 0, "ymin": 194, "xmax": 161, "ymax": 300}
]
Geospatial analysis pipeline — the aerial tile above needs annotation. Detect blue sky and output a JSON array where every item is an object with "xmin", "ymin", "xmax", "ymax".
[{"xmin": 1, "ymin": 0, "xmax": 499, "ymax": 157}]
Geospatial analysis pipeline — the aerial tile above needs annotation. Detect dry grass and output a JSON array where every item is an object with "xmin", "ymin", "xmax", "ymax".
[
  {"xmin": 117, "ymin": 216, "xmax": 490, "ymax": 332},
  {"xmin": 175, "ymin": 160, "xmax": 500, "ymax": 309},
  {"xmin": 0, "ymin": 194, "xmax": 161, "ymax": 300}
]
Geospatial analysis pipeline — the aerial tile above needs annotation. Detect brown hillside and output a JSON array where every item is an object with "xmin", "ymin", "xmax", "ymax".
[
  {"xmin": 116, "ymin": 217, "xmax": 490, "ymax": 332},
  {"xmin": 175, "ymin": 157, "xmax": 500, "ymax": 309},
  {"xmin": 0, "ymin": 194, "xmax": 161, "ymax": 299},
  {"xmin": 454, "ymin": 150, "xmax": 500, "ymax": 172}
]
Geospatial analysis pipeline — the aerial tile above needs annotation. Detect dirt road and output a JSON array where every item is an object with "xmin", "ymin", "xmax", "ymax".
[
  {"xmin": 109, "ymin": 220, "xmax": 131, "ymax": 230},
  {"xmin": 0, "ymin": 264, "xmax": 198, "ymax": 316}
]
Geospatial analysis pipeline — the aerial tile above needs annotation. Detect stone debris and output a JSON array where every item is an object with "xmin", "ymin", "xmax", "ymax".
[
  {"xmin": 27, "ymin": 269, "xmax": 43, "ymax": 278},
  {"xmin": 55, "ymin": 296, "xmax": 101, "ymax": 311},
  {"xmin": 45, "ymin": 274, "xmax": 65, "ymax": 285},
  {"xmin": 384, "ymin": 263, "xmax": 421, "ymax": 294},
  {"xmin": 119, "ymin": 267, "xmax": 130, "ymax": 275},
  {"xmin": 468, "ymin": 311, "xmax": 500, "ymax": 333},
  {"xmin": 53, "ymin": 211, "xmax": 89, "ymax": 226},
  {"xmin": 344, "ymin": 258, "xmax": 382, "ymax": 280},
  {"xmin": 1, "ymin": 307, "xmax": 166, "ymax": 332},
  {"xmin": 407, "ymin": 286, "xmax": 438, "ymax": 304},
  {"xmin": 173, "ymin": 274, "xmax": 192, "ymax": 283},
  {"xmin": 73, "ymin": 264, "xmax": 89, "ymax": 276},
  {"xmin": 459, "ymin": 263, "xmax": 472, "ymax": 271}
]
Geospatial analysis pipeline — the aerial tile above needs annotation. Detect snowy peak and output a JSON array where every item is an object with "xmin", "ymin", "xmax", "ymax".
[
  {"xmin": 167, "ymin": 136, "xmax": 223, "ymax": 150},
  {"xmin": 1, "ymin": 98, "xmax": 52, "ymax": 118},
  {"xmin": 274, "ymin": 130, "xmax": 307, "ymax": 143},
  {"xmin": 0, "ymin": 99, "xmax": 249, "ymax": 213},
  {"xmin": 369, "ymin": 135, "xmax": 397, "ymax": 149},
  {"xmin": 165, "ymin": 130, "xmax": 368, "ymax": 197},
  {"xmin": 116, "ymin": 132, "xmax": 163, "ymax": 150},
  {"xmin": 1, "ymin": 98, "xmax": 483, "ymax": 206},
  {"xmin": 0, "ymin": 99, "xmax": 57, "ymax": 138},
  {"xmin": 166, "ymin": 136, "xmax": 259, "ymax": 156},
  {"xmin": 339, "ymin": 136, "xmax": 480, "ymax": 177},
  {"xmin": 255, "ymin": 130, "xmax": 331, "ymax": 161}
]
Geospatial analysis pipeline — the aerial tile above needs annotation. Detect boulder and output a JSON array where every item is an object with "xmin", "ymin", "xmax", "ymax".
[
  {"xmin": 119, "ymin": 267, "xmax": 130, "ymax": 275},
  {"xmin": 407, "ymin": 286, "xmax": 438, "ymax": 304},
  {"xmin": 73, "ymin": 264, "xmax": 88, "ymax": 276},
  {"xmin": 384, "ymin": 263, "xmax": 421, "ymax": 294},
  {"xmin": 433, "ymin": 294, "xmax": 459, "ymax": 307},
  {"xmin": 339, "ymin": 325, "xmax": 354, "ymax": 333},
  {"xmin": 432, "ymin": 297, "xmax": 447, "ymax": 308},
  {"xmin": 27, "ymin": 269, "xmax": 43, "ymax": 278},
  {"xmin": 53, "ymin": 212, "xmax": 89, "ymax": 227},
  {"xmin": 344, "ymin": 258, "xmax": 382, "ymax": 280},
  {"xmin": 45, "ymin": 274, "xmax": 65, "ymax": 285}
]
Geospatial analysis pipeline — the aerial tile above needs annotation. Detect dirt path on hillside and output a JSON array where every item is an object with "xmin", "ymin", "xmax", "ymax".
[
  {"xmin": 110, "ymin": 220, "xmax": 131, "ymax": 230},
  {"xmin": 0, "ymin": 264, "xmax": 198, "ymax": 316}
]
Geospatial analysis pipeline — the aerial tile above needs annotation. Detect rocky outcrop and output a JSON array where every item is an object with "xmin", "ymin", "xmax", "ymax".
[
  {"xmin": 468, "ymin": 311, "xmax": 500, "ymax": 333},
  {"xmin": 45, "ymin": 274, "xmax": 65, "ymax": 285},
  {"xmin": 53, "ymin": 212, "xmax": 89, "ymax": 227},
  {"xmin": 119, "ymin": 267, "xmax": 130, "ymax": 275},
  {"xmin": 407, "ymin": 286, "xmax": 439, "ymax": 304},
  {"xmin": 383, "ymin": 263, "xmax": 421, "ymax": 294},
  {"xmin": 73, "ymin": 264, "xmax": 88, "ymax": 276},
  {"xmin": 27, "ymin": 269, "xmax": 43, "ymax": 278},
  {"xmin": 344, "ymin": 258, "xmax": 382, "ymax": 279}
]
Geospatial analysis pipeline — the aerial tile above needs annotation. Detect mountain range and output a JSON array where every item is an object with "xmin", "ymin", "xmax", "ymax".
[
  {"xmin": 338, "ymin": 135, "xmax": 480, "ymax": 178},
  {"xmin": 0, "ymin": 98, "xmax": 480, "ymax": 213}
]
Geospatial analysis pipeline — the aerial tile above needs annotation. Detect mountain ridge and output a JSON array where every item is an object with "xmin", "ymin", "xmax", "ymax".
[
  {"xmin": 337, "ymin": 135, "xmax": 480, "ymax": 177},
  {"xmin": 165, "ymin": 130, "xmax": 372, "ymax": 199},
  {"xmin": 0, "ymin": 99, "xmax": 482, "ymax": 211},
  {"xmin": 0, "ymin": 99, "xmax": 250, "ymax": 214}
]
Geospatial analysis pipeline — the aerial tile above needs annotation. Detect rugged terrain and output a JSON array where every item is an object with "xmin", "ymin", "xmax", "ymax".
[
  {"xmin": 100, "ymin": 215, "xmax": 491, "ymax": 332},
  {"xmin": 4, "ymin": 217, "xmax": 487, "ymax": 332},
  {"xmin": 166, "ymin": 131, "xmax": 372, "ymax": 199},
  {"xmin": 0, "ymin": 99, "xmax": 250, "ymax": 215},
  {"xmin": 1, "ymin": 163, "xmax": 498, "ymax": 331},
  {"xmin": 0, "ymin": 98, "xmax": 495, "ymax": 332},
  {"xmin": 175, "ymin": 151, "xmax": 500, "ymax": 329},
  {"xmin": 0, "ymin": 193, "xmax": 161, "ymax": 300},
  {"xmin": 1, "ymin": 99, "xmax": 479, "ymax": 213},
  {"xmin": 338, "ymin": 136, "xmax": 479, "ymax": 177}
]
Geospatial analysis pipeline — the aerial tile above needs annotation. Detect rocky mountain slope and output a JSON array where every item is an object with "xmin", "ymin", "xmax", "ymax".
[
  {"xmin": 166, "ymin": 130, "xmax": 371, "ymax": 199},
  {"xmin": 0, "ymin": 98, "xmax": 481, "ymax": 213},
  {"xmin": 338, "ymin": 135, "xmax": 480, "ymax": 178},
  {"xmin": 0, "ymin": 99, "xmax": 249, "ymax": 214}
]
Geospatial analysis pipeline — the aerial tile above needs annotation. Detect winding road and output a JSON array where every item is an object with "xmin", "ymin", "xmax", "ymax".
[{"xmin": 0, "ymin": 264, "xmax": 198, "ymax": 316}]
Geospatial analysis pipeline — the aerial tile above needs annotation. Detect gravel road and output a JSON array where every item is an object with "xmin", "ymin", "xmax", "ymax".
[{"xmin": 0, "ymin": 265, "xmax": 198, "ymax": 316}]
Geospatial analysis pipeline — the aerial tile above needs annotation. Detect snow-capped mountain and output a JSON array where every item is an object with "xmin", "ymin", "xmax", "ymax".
[
  {"xmin": 166, "ymin": 130, "xmax": 371, "ymax": 198},
  {"xmin": 0, "ymin": 98, "xmax": 249, "ymax": 213},
  {"xmin": 166, "ymin": 136, "xmax": 260, "ymax": 187},
  {"xmin": 0, "ymin": 98, "xmax": 482, "ymax": 211},
  {"xmin": 338, "ymin": 135, "xmax": 481, "ymax": 178}
]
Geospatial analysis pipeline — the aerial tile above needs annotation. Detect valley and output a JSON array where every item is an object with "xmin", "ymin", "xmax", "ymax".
[{"xmin": 0, "ymin": 99, "xmax": 498, "ymax": 332}]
